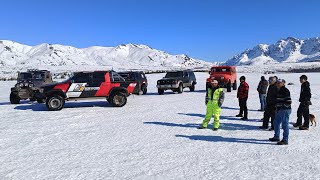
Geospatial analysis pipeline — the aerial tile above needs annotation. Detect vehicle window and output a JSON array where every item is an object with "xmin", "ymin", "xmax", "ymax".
[
  {"xmin": 184, "ymin": 72, "xmax": 189, "ymax": 77},
  {"xmin": 212, "ymin": 68, "xmax": 230, "ymax": 73},
  {"xmin": 92, "ymin": 72, "xmax": 105, "ymax": 83},
  {"xmin": 141, "ymin": 73, "xmax": 145, "ymax": 79},
  {"xmin": 72, "ymin": 73, "xmax": 90, "ymax": 83},
  {"xmin": 112, "ymin": 72, "xmax": 125, "ymax": 82},
  {"xmin": 32, "ymin": 72, "xmax": 45, "ymax": 79},
  {"xmin": 189, "ymin": 72, "xmax": 195, "ymax": 78},
  {"xmin": 165, "ymin": 72, "xmax": 183, "ymax": 78},
  {"xmin": 119, "ymin": 73, "xmax": 135, "ymax": 81},
  {"xmin": 19, "ymin": 73, "xmax": 32, "ymax": 80}
]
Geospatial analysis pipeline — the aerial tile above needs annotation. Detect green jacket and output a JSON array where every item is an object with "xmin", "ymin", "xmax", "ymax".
[{"xmin": 205, "ymin": 86, "xmax": 225, "ymax": 107}]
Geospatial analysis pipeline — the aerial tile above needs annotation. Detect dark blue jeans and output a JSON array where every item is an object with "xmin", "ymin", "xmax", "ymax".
[
  {"xmin": 259, "ymin": 94, "xmax": 267, "ymax": 110},
  {"xmin": 274, "ymin": 109, "xmax": 292, "ymax": 142}
]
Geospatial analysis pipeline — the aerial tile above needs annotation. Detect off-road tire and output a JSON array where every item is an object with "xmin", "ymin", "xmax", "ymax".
[
  {"xmin": 158, "ymin": 89, "xmax": 164, "ymax": 95},
  {"xmin": 142, "ymin": 85, "xmax": 147, "ymax": 95},
  {"xmin": 46, "ymin": 95, "xmax": 65, "ymax": 111},
  {"xmin": 233, "ymin": 80, "xmax": 237, "ymax": 90},
  {"xmin": 227, "ymin": 80, "xmax": 232, "ymax": 92},
  {"xmin": 177, "ymin": 83, "xmax": 183, "ymax": 94},
  {"xmin": 110, "ymin": 92, "xmax": 127, "ymax": 107},
  {"xmin": 10, "ymin": 92, "xmax": 20, "ymax": 104},
  {"xmin": 189, "ymin": 82, "xmax": 195, "ymax": 92}
]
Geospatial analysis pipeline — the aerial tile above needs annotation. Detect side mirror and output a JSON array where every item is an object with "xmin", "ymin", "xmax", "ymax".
[{"xmin": 208, "ymin": 71, "xmax": 211, "ymax": 75}]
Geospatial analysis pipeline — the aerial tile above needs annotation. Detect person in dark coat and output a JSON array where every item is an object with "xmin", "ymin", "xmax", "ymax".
[
  {"xmin": 269, "ymin": 78, "xmax": 292, "ymax": 145},
  {"xmin": 236, "ymin": 76, "xmax": 249, "ymax": 120},
  {"xmin": 259, "ymin": 76, "xmax": 278, "ymax": 130},
  {"xmin": 293, "ymin": 75, "xmax": 312, "ymax": 130},
  {"xmin": 257, "ymin": 76, "xmax": 269, "ymax": 111}
]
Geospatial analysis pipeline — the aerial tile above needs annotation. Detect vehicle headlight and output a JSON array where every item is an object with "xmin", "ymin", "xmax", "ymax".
[
  {"xmin": 24, "ymin": 83, "xmax": 29, "ymax": 87},
  {"xmin": 29, "ymin": 83, "xmax": 34, "ymax": 87},
  {"xmin": 221, "ymin": 77, "xmax": 225, "ymax": 80},
  {"xmin": 19, "ymin": 83, "xmax": 24, "ymax": 87},
  {"xmin": 157, "ymin": 81, "xmax": 160, "ymax": 84}
]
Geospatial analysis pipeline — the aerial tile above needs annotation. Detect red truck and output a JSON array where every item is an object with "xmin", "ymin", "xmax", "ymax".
[
  {"xmin": 39, "ymin": 71, "xmax": 137, "ymax": 111},
  {"xmin": 207, "ymin": 66, "xmax": 237, "ymax": 92}
]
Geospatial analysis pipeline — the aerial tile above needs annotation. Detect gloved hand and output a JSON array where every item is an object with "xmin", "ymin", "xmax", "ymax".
[
  {"xmin": 304, "ymin": 101, "xmax": 312, "ymax": 106},
  {"xmin": 218, "ymin": 101, "xmax": 222, "ymax": 107}
]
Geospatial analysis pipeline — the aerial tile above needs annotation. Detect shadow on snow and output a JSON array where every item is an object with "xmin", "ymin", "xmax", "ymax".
[
  {"xmin": 144, "ymin": 121, "xmax": 258, "ymax": 131},
  {"xmin": 14, "ymin": 101, "xmax": 112, "ymax": 111},
  {"xmin": 175, "ymin": 135, "xmax": 272, "ymax": 145}
]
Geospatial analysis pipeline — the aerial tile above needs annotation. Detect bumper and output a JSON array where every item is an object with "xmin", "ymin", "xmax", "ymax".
[{"xmin": 157, "ymin": 84, "xmax": 179, "ymax": 89}]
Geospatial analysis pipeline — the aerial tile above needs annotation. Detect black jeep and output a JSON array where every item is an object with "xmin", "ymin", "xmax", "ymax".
[
  {"xmin": 10, "ymin": 69, "xmax": 53, "ymax": 104},
  {"xmin": 156, "ymin": 70, "xmax": 197, "ymax": 95},
  {"xmin": 118, "ymin": 71, "xmax": 148, "ymax": 95}
]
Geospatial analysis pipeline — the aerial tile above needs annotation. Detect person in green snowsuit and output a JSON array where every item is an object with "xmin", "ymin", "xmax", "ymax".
[{"xmin": 198, "ymin": 80, "xmax": 225, "ymax": 131}]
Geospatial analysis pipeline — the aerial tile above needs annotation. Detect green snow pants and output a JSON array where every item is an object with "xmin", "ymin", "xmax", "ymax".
[{"xmin": 202, "ymin": 101, "xmax": 221, "ymax": 129}]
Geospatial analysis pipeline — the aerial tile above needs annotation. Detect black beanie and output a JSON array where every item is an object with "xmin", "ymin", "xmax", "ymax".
[
  {"xmin": 300, "ymin": 75, "xmax": 308, "ymax": 80},
  {"xmin": 240, "ymin": 76, "xmax": 246, "ymax": 81}
]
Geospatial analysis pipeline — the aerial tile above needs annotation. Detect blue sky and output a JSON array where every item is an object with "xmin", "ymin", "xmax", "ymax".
[{"xmin": 1, "ymin": 0, "xmax": 319, "ymax": 62}]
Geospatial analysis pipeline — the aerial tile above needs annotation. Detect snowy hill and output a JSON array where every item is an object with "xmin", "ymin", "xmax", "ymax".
[
  {"xmin": 225, "ymin": 37, "xmax": 320, "ymax": 66},
  {"xmin": 0, "ymin": 40, "xmax": 214, "ymax": 69}
]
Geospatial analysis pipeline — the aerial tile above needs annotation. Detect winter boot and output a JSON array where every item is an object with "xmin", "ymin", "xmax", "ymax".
[
  {"xmin": 269, "ymin": 137, "xmax": 280, "ymax": 142},
  {"xmin": 197, "ymin": 126, "xmax": 207, "ymax": 129},
  {"xmin": 299, "ymin": 126, "xmax": 309, "ymax": 130},
  {"xmin": 277, "ymin": 140, "xmax": 288, "ymax": 145},
  {"xmin": 293, "ymin": 123, "xmax": 302, "ymax": 128}
]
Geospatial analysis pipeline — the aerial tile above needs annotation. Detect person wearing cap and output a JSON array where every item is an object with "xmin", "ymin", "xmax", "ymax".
[
  {"xmin": 198, "ymin": 80, "xmax": 225, "ymax": 131},
  {"xmin": 257, "ymin": 76, "xmax": 269, "ymax": 111},
  {"xmin": 236, "ymin": 76, "xmax": 249, "ymax": 120},
  {"xmin": 293, "ymin": 75, "xmax": 312, "ymax": 130},
  {"xmin": 259, "ymin": 76, "xmax": 278, "ymax": 130},
  {"xmin": 269, "ymin": 79, "xmax": 292, "ymax": 145}
]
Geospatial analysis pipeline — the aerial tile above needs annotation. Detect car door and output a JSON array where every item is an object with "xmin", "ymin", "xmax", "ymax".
[
  {"xmin": 85, "ymin": 71, "xmax": 106, "ymax": 97},
  {"xmin": 67, "ymin": 72, "xmax": 91, "ymax": 98},
  {"xmin": 183, "ymin": 71, "xmax": 190, "ymax": 86}
]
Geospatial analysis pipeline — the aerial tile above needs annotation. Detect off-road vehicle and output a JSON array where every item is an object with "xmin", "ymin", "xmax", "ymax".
[
  {"xmin": 10, "ymin": 69, "xmax": 53, "ymax": 104},
  {"xmin": 156, "ymin": 70, "xmax": 197, "ymax": 95},
  {"xmin": 207, "ymin": 66, "xmax": 237, "ymax": 92},
  {"xmin": 40, "ymin": 71, "xmax": 136, "ymax": 111},
  {"xmin": 118, "ymin": 71, "xmax": 148, "ymax": 95}
]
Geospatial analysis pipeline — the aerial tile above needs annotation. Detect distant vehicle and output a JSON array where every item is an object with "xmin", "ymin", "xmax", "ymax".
[
  {"xmin": 118, "ymin": 71, "xmax": 148, "ymax": 95},
  {"xmin": 10, "ymin": 69, "xmax": 53, "ymax": 104},
  {"xmin": 40, "ymin": 71, "xmax": 136, "ymax": 111},
  {"xmin": 207, "ymin": 66, "xmax": 237, "ymax": 92},
  {"xmin": 156, "ymin": 70, "xmax": 197, "ymax": 95}
]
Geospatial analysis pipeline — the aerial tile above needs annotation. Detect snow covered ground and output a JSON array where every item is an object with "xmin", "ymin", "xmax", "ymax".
[{"xmin": 0, "ymin": 72, "xmax": 319, "ymax": 180}]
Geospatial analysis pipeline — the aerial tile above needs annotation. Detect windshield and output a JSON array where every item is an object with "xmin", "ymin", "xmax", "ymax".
[
  {"xmin": 211, "ymin": 68, "xmax": 231, "ymax": 73},
  {"xmin": 18, "ymin": 73, "xmax": 32, "ymax": 80},
  {"xmin": 19, "ymin": 72, "xmax": 46, "ymax": 80},
  {"xmin": 165, "ymin": 72, "xmax": 183, "ymax": 78}
]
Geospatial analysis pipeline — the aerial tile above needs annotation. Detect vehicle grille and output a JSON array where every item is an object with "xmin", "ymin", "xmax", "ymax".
[{"xmin": 161, "ymin": 80, "xmax": 174, "ymax": 85}]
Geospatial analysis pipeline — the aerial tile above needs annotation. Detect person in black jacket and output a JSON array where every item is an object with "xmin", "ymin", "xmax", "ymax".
[
  {"xmin": 257, "ymin": 76, "xmax": 269, "ymax": 111},
  {"xmin": 269, "ymin": 79, "xmax": 292, "ymax": 145},
  {"xmin": 259, "ymin": 76, "xmax": 277, "ymax": 130},
  {"xmin": 293, "ymin": 75, "xmax": 312, "ymax": 130}
]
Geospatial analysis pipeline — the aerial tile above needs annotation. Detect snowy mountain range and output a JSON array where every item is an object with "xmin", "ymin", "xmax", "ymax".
[
  {"xmin": 0, "ymin": 40, "xmax": 214, "ymax": 70},
  {"xmin": 225, "ymin": 37, "xmax": 320, "ymax": 66}
]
